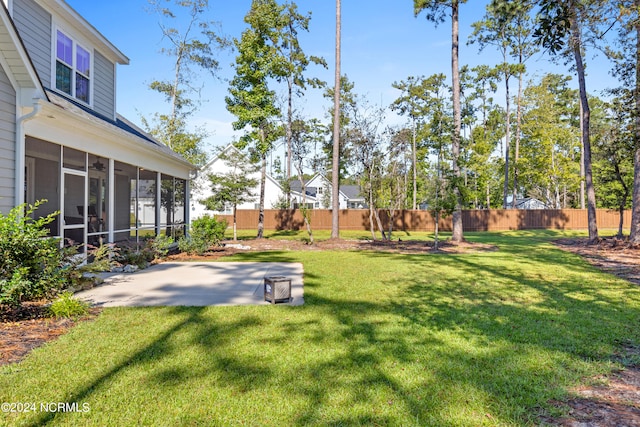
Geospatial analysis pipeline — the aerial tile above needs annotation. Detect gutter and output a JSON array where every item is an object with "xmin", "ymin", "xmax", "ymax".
[{"xmin": 15, "ymin": 99, "xmax": 42, "ymax": 206}]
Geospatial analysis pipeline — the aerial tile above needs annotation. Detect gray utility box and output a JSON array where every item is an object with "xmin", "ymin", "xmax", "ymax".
[{"xmin": 264, "ymin": 276, "xmax": 292, "ymax": 304}]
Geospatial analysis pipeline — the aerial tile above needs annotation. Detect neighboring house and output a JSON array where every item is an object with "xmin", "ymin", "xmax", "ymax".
[
  {"xmin": 504, "ymin": 196, "xmax": 549, "ymax": 209},
  {"xmin": 290, "ymin": 174, "xmax": 365, "ymax": 210},
  {"xmin": 515, "ymin": 197, "xmax": 549, "ymax": 210},
  {"xmin": 191, "ymin": 144, "xmax": 284, "ymax": 218},
  {"xmin": 0, "ymin": 0, "xmax": 194, "ymax": 251},
  {"xmin": 340, "ymin": 185, "xmax": 367, "ymax": 209},
  {"xmin": 192, "ymin": 148, "xmax": 366, "ymax": 218}
]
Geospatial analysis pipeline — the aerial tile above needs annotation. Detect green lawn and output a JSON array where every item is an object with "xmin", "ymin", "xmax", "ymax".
[{"xmin": 1, "ymin": 231, "xmax": 639, "ymax": 426}]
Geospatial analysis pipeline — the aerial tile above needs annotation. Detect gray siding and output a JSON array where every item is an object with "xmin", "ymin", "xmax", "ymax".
[
  {"xmin": 13, "ymin": 0, "xmax": 51, "ymax": 88},
  {"xmin": 0, "ymin": 64, "xmax": 16, "ymax": 213},
  {"xmin": 94, "ymin": 51, "xmax": 115, "ymax": 119}
]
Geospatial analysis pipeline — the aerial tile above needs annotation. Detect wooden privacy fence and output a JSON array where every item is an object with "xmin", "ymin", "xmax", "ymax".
[{"xmin": 214, "ymin": 209, "xmax": 631, "ymax": 232}]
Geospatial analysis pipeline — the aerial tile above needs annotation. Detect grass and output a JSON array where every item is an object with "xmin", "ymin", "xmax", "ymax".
[
  {"xmin": 227, "ymin": 227, "xmax": 599, "ymax": 242},
  {"xmin": 227, "ymin": 228, "xmax": 432, "ymax": 241},
  {"xmin": 2, "ymin": 230, "xmax": 640, "ymax": 426}
]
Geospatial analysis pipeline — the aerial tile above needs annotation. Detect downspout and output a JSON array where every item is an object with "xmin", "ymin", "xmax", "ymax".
[{"xmin": 15, "ymin": 99, "xmax": 42, "ymax": 206}]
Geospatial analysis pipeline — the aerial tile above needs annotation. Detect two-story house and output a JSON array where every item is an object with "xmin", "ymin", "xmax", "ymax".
[
  {"xmin": 191, "ymin": 144, "xmax": 285, "ymax": 218},
  {"xmin": 0, "ymin": 0, "xmax": 194, "ymax": 251},
  {"xmin": 191, "ymin": 145, "xmax": 366, "ymax": 220}
]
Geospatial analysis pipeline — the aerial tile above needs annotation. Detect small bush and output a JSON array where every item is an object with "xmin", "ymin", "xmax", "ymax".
[
  {"xmin": 147, "ymin": 235, "xmax": 174, "ymax": 259},
  {"xmin": 49, "ymin": 291, "xmax": 89, "ymax": 318},
  {"xmin": 118, "ymin": 247, "xmax": 150, "ymax": 269},
  {"xmin": 179, "ymin": 215, "xmax": 227, "ymax": 255},
  {"xmin": 0, "ymin": 201, "xmax": 66, "ymax": 307},
  {"xmin": 61, "ymin": 244, "xmax": 116, "ymax": 291}
]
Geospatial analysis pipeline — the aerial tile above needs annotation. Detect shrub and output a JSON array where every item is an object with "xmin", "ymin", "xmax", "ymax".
[
  {"xmin": 147, "ymin": 234, "xmax": 175, "ymax": 259},
  {"xmin": 0, "ymin": 201, "xmax": 66, "ymax": 307},
  {"xmin": 178, "ymin": 215, "xmax": 227, "ymax": 255},
  {"xmin": 117, "ymin": 246, "xmax": 150, "ymax": 269},
  {"xmin": 49, "ymin": 291, "xmax": 90, "ymax": 318},
  {"xmin": 61, "ymin": 244, "xmax": 115, "ymax": 291}
]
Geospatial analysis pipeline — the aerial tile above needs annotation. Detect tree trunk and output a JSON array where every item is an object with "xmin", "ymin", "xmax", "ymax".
[
  {"xmin": 631, "ymin": 0, "xmax": 640, "ymax": 244},
  {"xmin": 504, "ymin": 75, "xmax": 512, "ymax": 208},
  {"xmin": 257, "ymin": 152, "xmax": 266, "ymax": 239},
  {"xmin": 286, "ymin": 75, "xmax": 293, "ymax": 205},
  {"xmin": 368, "ymin": 203, "xmax": 376, "ymax": 240},
  {"xmin": 434, "ymin": 210, "xmax": 440, "ymax": 250},
  {"xmin": 571, "ymin": 19, "xmax": 598, "ymax": 243},
  {"xmin": 232, "ymin": 205, "xmax": 238, "ymax": 241},
  {"xmin": 374, "ymin": 209, "xmax": 387, "ymax": 240},
  {"xmin": 450, "ymin": 0, "xmax": 464, "ymax": 242},
  {"xmin": 293, "ymin": 159, "xmax": 314, "ymax": 244},
  {"xmin": 614, "ymin": 162, "xmax": 629, "ymax": 238},
  {"xmin": 512, "ymin": 70, "xmax": 523, "ymax": 209},
  {"xmin": 631, "ymin": 149, "xmax": 640, "ymax": 243},
  {"xmin": 331, "ymin": 0, "xmax": 341, "ymax": 239},
  {"xmin": 486, "ymin": 185, "xmax": 490, "ymax": 210},
  {"xmin": 579, "ymin": 102, "xmax": 586, "ymax": 209},
  {"xmin": 412, "ymin": 120, "xmax": 417, "ymax": 210}
]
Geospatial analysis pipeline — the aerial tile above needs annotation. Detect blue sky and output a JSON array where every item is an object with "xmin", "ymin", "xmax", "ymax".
[{"xmin": 65, "ymin": 0, "xmax": 617, "ymax": 152}]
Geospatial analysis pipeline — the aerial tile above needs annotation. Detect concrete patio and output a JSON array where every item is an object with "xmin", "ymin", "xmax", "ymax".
[{"xmin": 76, "ymin": 262, "xmax": 304, "ymax": 307}]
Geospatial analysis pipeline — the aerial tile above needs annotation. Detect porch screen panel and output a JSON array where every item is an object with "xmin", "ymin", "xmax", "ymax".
[
  {"xmin": 138, "ymin": 169, "xmax": 157, "ymax": 236},
  {"xmin": 63, "ymin": 173, "xmax": 85, "ymax": 251},
  {"xmin": 25, "ymin": 138, "xmax": 61, "ymax": 237},
  {"xmin": 88, "ymin": 153, "xmax": 108, "ymax": 246},
  {"xmin": 63, "ymin": 147, "xmax": 86, "ymax": 171},
  {"xmin": 173, "ymin": 178, "xmax": 186, "ymax": 239},
  {"xmin": 113, "ymin": 161, "xmax": 137, "ymax": 242},
  {"xmin": 160, "ymin": 174, "xmax": 173, "ymax": 237}
]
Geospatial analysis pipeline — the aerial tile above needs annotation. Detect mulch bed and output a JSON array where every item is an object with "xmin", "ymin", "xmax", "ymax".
[
  {"xmin": 0, "ymin": 301, "xmax": 101, "ymax": 366},
  {"xmin": 1, "ymin": 237, "xmax": 639, "ymax": 425}
]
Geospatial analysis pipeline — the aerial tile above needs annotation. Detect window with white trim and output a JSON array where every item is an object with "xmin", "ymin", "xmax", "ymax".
[{"xmin": 56, "ymin": 30, "xmax": 90, "ymax": 104}]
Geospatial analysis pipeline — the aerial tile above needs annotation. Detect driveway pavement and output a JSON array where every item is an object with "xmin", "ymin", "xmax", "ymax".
[{"xmin": 76, "ymin": 262, "xmax": 304, "ymax": 307}]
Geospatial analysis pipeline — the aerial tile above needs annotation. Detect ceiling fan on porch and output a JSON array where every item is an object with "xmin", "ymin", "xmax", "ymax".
[
  {"xmin": 90, "ymin": 157, "xmax": 105, "ymax": 171},
  {"xmin": 89, "ymin": 157, "xmax": 123, "ymax": 172}
]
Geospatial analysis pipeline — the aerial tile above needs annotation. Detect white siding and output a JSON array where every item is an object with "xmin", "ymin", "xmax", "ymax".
[
  {"xmin": 12, "ymin": 0, "xmax": 51, "ymax": 87},
  {"xmin": 93, "ymin": 50, "xmax": 115, "ymax": 119},
  {"xmin": 0, "ymin": 62, "xmax": 15, "ymax": 213}
]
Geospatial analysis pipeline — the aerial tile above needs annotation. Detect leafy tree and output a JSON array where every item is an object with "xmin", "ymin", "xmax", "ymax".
[
  {"xmin": 145, "ymin": 0, "xmax": 226, "ymax": 166},
  {"xmin": 275, "ymin": 2, "xmax": 326, "ymax": 190},
  {"xmin": 592, "ymin": 93, "xmax": 634, "ymax": 236},
  {"xmin": 200, "ymin": 148, "xmax": 258, "ymax": 241},
  {"xmin": 470, "ymin": 0, "xmax": 537, "ymax": 208},
  {"xmin": 420, "ymin": 73, "xmax": 454, "ymax": 248},
  {"xmin": 227, "ymin": 0, "xmax": 284, "ymax": 239},
  {"xmin": 520, "ymin": 74, "xmax": 580, "ymax": 208},
  {"xmin": 381, "ymin": 126, "xmax": 413, "ymax": 236},
  {"xmin": 290, "ymin": 117, "xmax": 325, "ymax": 244},
  {"xmin": 466, "ymin": 66, "xmax": 504, "ymax": 208},
  {"xmin": 323, "ymin": 75, "xmax": 357, "ymax": 179},
  {"xmin": 391, "ymin": 75, "xmax": 432, "ymax": 209},
  {"xmin": 608, "ymin": 1, "xmax": 640, "ymax": 243},
  {"xmin": 534, "ymin": 0, "xmax": 603, "ymax": 242},
  {"xmin": 414, "ymin": 0, "xmax": 466, "ymax": 242},
  {"xmin": 348, "ymin": 96, "xmax": 388, "ymax": 240}
]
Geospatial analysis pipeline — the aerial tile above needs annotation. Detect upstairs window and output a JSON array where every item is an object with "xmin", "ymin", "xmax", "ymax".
[{"xmin": 56, "ymin": 30, "xmax": 90, "ymax": 104}]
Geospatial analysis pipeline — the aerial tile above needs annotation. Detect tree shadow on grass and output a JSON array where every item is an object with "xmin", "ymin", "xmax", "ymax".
[
  {"xmin": 22, "ymin": 307, "xmax": 268, "ymax": 427},
  {"xmin": 283, "ymin": 246, "xmax": 640, "ymax": 424},
  {"xmin": 382, "ymin": 249, "xmax": 640, "ymax": 421},
  {"xmin": 12, "ymin": 241, "xmax": 640, "ymax": 426}
]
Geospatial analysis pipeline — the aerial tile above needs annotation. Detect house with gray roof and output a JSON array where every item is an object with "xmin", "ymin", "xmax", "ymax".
[{"xmin": 290, "ymin": 174, "xmax": 366, "ymax": 209}]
